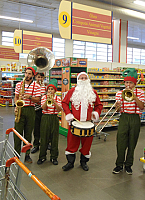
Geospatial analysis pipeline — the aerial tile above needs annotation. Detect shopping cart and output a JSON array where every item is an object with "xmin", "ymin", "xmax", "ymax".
[
  {"xmin": 0, "ymin": 128, "xmax": 61, "ymax": 200},
  {"xmin": 0, "ymin": 116, "xmax": 3, "ymax": 139},
  {"xmin": 0, "ymin": 128, "xmax": 32, "ymax": 200},
  {"xmin": 3, "ymin": 157, "xmax": 61, "ymax": 200}
]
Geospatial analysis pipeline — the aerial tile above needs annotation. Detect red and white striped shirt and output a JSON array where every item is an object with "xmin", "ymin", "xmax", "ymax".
[
  {"xmin": 41, "ymin": 94, "xmax": 62, "ymax": 114},
  {"xmin": 116, "ymin": 88, "xmax": 144, "ymax": 115},
  {"xmin": 15, "ymin": 81, "xmax": 41, "ymax": 106},
  {"xmin": 35, "ymin": 84, "xmax": 46, "ymax": 110}
]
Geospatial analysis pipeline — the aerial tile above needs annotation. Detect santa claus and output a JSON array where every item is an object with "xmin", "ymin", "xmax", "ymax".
[{"xmin": 62, "ymin": 72, "xmax": 103, "ymax": 171}]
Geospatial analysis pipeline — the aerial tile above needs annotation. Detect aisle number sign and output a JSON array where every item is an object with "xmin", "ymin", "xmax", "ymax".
[
  {"xmin": 13, "ymin": 30, "xmax": 53, "ymax": 53},
  {"xmin": 58, "ymin": 1, "xmax": 112, "ymax": 44}
]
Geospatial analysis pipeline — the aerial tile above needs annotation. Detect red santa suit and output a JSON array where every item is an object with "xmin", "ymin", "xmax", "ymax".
[{"xmin": 62, "ymin": 87, "xmax": 103, "ymax": 158}]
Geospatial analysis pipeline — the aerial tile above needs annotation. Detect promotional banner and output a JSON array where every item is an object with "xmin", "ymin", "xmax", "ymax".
[
  {"xmin": 58, "ymin": 1, "xmax": 112, "ymax": 44},
  {"xmin": 0, "ymin": 45, "xmax": 19, "ymax": 61},
  {"xmin": 13, "ymin": 30, "xmax": 53, "ymax": 53}
]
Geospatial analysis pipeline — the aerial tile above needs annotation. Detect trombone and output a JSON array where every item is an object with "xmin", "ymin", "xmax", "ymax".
[{"xmin": 95, "ymin": 77, "xmax": 143, "ymax": 134}]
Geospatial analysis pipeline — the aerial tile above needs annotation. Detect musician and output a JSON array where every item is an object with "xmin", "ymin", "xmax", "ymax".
[
  {"xmin": 113, "ymin": 68, "xmax": 144, "ymax": 175},
  {"xmin": 37, "ymin": 79, "xmax": 62, "ymax": 165},
  {"xmin": 14, "ymin": 67, "xmax": 41, "ymax": 163},
  {"xmin": 62, "ymin": 72, "xmax": 103, "ymax": 171},
  {"xmin": 31, "ymin": 72, "xmax": 46, "ymax": 154}
]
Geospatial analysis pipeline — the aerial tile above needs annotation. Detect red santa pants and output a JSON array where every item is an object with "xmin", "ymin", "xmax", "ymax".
[{"xmin": 65, "ymin": 126, "xmax": 94, "ymax": 156}]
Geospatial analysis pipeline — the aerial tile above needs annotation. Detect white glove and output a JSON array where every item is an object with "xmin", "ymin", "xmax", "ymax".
[
  {"xmin": 91, "ymin": 111, "xmax": 99, "ymax": 122},
  {"xmin": 65, "ymin": 113, "xmax": 74, "ymax": 124}
]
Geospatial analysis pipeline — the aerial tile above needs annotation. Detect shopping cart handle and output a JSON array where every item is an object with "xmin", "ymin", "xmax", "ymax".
[{"xmin": 21, "ymin": 144, "xmax": 33, "ymax": 153}]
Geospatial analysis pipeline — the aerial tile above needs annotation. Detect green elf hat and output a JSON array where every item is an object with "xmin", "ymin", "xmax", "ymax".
[
  {"xmin": 47, "ymin": 79, "xmax": 58, "ymax": 91},
  {"xmin": 26, "ymin": 66, "xmax": 37, "ymax": 75},
  {"xmin": 122, "ymin": 68, "xmax": 137, "ymax": 84}
]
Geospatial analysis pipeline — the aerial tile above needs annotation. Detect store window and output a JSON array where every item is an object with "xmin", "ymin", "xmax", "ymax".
[
  {"xmin": 2, "ymin": 31, "xmax": 14, "ymax": 46},
  {"xmin": 73, "ymin": 40, "xmax": 112, "ymax": 62},
  {"xmin": 127, "ymin": 47, "xmax": 145, "ymax": 65},
  {"xmin": 53, "ymin": 38, "xmax": 65, "ymax": 59}
]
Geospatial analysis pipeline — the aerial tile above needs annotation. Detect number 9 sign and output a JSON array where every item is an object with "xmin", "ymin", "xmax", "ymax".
[{"xmin": 59, "ymin": 11, "xmax": 71, "ymax": 28}]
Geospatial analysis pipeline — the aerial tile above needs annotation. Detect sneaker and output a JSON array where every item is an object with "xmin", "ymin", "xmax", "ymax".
[
  {"xmin": 25, "ymin": 154, "xmax": 32, "ymax": 163},
  {"xmin": 31, "ymin": 146, "xmax": 39, "ymax": 154},
  {"xmin": 37, "ymin": 158, "xmax": 46, "ymax": 165},
  {"xmin": 112, "ymin": 166, "xmax": 123, "ymax": 174},
  {"xmin": 50, "ymin": 159, "xmax": 58, "ymax": 165},
  {"xmin": 125, "ymin": 166, "xmax": 132, "ymax": 175}
]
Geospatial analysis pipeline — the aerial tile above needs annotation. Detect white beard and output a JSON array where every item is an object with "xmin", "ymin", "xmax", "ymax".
[{"xmin": 71, "ymin": 79, "xmax": 96, "ymax": 110}]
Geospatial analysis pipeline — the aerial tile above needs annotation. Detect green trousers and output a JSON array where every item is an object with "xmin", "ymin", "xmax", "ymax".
[
  {"xmin": 39, "ymin": 114, "xmax": 59, "ymax": 160},
  {"xmin": 116, "ymin": 112, "xmax": 141, "ymax": 167},
  {"xmin": 33, "ymin": 108, "xmax": 42, "ymax": 147},
  {"xmin": 14, "ymin": 106, "xmax": 35, "ymax": 155}
]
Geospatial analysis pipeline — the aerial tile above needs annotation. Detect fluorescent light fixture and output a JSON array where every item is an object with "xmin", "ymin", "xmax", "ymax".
[
  {"xmin": 127, "ymin": 36, "xmax": 139, "ymax": 40},
  {"xmin": 0, "ymin": 15, "xmax": 33, "ymax": 23},
  {"xmin": 134, "ymin": 0, "xmax": 145, "ymax": 6}
]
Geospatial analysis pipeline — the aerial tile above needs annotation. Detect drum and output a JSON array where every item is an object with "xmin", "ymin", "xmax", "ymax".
[{"xmin": 71, "ymin": 121, "xmax": 95, "ymax": 137}]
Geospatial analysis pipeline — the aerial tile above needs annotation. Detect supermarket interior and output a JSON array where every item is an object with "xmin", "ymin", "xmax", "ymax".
[{"xmin": 1, "ymin": 0, "xmax": 145, "ymax": 200}]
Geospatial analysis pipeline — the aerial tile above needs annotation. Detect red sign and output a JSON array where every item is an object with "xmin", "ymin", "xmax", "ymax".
[
  {"xmin": 72, "ymin": 8, "xmax": 112, "ymax": 42},
  {"xmin": 22, "ymin": 31, "xmax": 52, "ymax": 53},
  {"xmin": 0, "ymin": 46, "xmax": 19, "ymax": 61}
]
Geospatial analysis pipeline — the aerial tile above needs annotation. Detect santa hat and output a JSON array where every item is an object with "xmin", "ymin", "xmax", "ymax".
[
  {"xmin": 122, "ymin": 68, "xmax": 137, "ymax": 84},
  {"xmin": 26, "ymin": 66, "xmax": 37, "ymax": 76},
  {"xmin": 77, "ymin": 72, "xmax": 89, "ymax": 81},
  {"xmin": 47, "ymin": 79, "xmax": 58, "ymax": 91}
]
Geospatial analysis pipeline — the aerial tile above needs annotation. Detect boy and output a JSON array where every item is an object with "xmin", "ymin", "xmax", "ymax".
[
  {"xmin": 113, "ymin": 68, "xmax": 144, "ymax": 175},
  {"xmin": 37, "ymin": 79, "xmax": 62, "ymax": 165},
  {"xmin": 31, "ymin": 72, "xmax": 46, "ymax": 153}
]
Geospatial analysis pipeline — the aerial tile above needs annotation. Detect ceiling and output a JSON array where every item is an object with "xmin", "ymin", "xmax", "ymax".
[{"xmin": 1, "ymin": 0, "xmax": 145, "ymax": 45}]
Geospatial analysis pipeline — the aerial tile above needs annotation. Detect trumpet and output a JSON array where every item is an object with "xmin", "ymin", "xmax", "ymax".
[
  {"xmin": 46, "ymin": 92, "xmax": 53, "ymax": 107},
  {"xmin": 95, "ymin": 78, "xmax": 142, "ymax": 134},
  {"xmin": 15, "ymin": 77, "xmax": 25, "ymax": 123}
]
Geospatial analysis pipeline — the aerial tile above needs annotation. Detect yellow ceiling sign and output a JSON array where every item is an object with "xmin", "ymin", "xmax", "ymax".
[{"xmin": 58, "ymin": 1, "xmax": 71, "ymax": 39}]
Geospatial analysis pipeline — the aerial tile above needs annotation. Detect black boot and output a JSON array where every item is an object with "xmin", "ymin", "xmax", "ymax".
[
  {"xmin": 62, "ymin": 154, "xmax": 76, "ymax": 171},
  {"xmin": 80, "ymin": 154, "xmax": 89, "ymax": 171}
]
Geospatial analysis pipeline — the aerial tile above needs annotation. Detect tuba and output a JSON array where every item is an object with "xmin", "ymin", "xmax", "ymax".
[
  {"xmin": 27, "ymin": 47, "xmax": 55, "ymax": 72},
  {"xmin": 15, "ymin": 77, "xmax": 25, "ymax": 123}
]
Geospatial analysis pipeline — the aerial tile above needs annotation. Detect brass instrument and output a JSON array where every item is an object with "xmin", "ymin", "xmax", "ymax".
[
  {"xmin": 27, "ymin": 47, "xmax": 55, "ymax": 72},
  {"xmin": 47, "ymin": 92, "xmax": 53, "ymax": 106},
  {"xmin": 95, "ymin": 78, "xmax": 142, "ymax": 134},
  {"xmin": 15, "ymin": 78, "xmax": 25, "ymax": 123}
]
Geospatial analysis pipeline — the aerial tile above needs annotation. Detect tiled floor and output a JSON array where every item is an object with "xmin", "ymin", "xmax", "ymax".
[{"xmin": 1, "ymin": 106, "xmax": 145, "ymax": 200}]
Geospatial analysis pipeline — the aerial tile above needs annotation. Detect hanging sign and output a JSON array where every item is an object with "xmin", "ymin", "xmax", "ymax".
[
  {"xmin": 0, "ymin": 45, "xmax": 19, "ymax": 61},
  {"xmin": 13, "ymin": 30, "xmax": 53, "ymax": 53},
  {"xmin": 58, "ymin": 1, "xmax": 112, "ymax": 44}
]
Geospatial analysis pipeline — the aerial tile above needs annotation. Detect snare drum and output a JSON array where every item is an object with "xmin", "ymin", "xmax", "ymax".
[{"xmin": 71, "ymin": 121, "xmax": 95, "ymax": 137}]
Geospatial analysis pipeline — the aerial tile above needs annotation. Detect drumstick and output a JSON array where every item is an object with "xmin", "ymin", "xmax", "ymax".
[{"xmin": 74, "ymin": 117, "xmax": 83, "ymax": 124}]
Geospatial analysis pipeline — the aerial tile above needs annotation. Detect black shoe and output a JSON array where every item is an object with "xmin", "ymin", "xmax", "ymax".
[
  {"xmin": 80, "ymin": 162, "xmax": 89, "ymax": 171},
  {"xmin": 37, "ymin": 158, "xmax": 46, "ymax": 165},
  {"xmin": 50, "ymin": 159, "xmax": 58, "ymax": 165},
  {"xmin": 112, "ymin": 166, "xmax": 123, "ymax": 174},
  {"xmin": 125, "ymin": 166, "xmax": 132, "ymax": 175},
  {"xmin": 62, "ymin": 163, "xmax": 74, "ymax": 171},
  {"xmin": 25, "ymin": 154, "xmax": 32, "ymax": 163},
  {"xmin": 31, "ymin": 146, "xmax": 39, "ymax": 154},
  {"xmin": 47, "ymin": 144, "xmax": 51, "ymax": 150}
]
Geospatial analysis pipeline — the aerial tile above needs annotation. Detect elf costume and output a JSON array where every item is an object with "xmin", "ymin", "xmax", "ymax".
[
  {"xmin": 37, "ymin": 79, "xmax": 62, "ymax": 165},
  {"xmin": 113, "ymin": 68, "xmax": 144, "ymax": 174}
]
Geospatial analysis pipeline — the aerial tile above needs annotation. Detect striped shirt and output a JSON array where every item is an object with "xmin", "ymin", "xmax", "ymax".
[
  {"xmin": 41, "ymin": 94, "xmax": 62, "ymax": 114},
  {"xmin": 35, "ymin": 84, "xmax": 46, "ymax": 111},
  {"xmin": 116, "ymin": 88, "xmax": 144, "ymax": 115},
  {"xmin": 15, "ymin": 81, "xmax": 41, "ymax": 106}
]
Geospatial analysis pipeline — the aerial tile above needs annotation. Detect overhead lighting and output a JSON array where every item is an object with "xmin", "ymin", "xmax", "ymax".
[
  {"xmin": 0, "ymin": 15, "xmax": 33, "ymax": 23},
  {"xmin": 134, "ymin": 0, "xmax": 145, "ymax": 6},
  {"xmin": 127, "ymin": 36, "xmax": 139, "ymax": 40}
]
